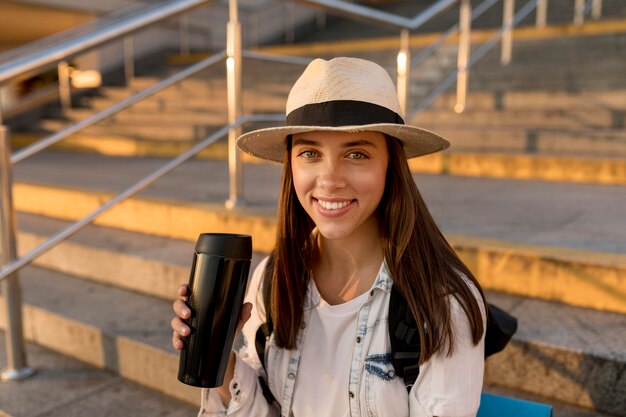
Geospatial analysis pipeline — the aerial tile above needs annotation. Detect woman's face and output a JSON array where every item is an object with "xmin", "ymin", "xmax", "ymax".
[{"xmin": 291, "ymin": 130, "xmax": 389, "ymax": 242}]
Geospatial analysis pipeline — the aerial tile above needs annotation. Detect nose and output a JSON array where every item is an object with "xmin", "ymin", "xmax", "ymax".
[{"xmin": 317, "ymin": 158, "xmax": 346, "ymax": 191}]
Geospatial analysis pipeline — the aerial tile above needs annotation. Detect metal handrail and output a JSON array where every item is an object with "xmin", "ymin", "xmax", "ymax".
[
  {"xmin": 411, "ymin": 0, "xmax": 500, "ymax": 68},
  {"xmin": 0, "ymin": 113, "xmax": 283, "ymax": 283},
  {"xmin": 11, "ymin": 50, "xmax": 227, "ymax": 164},
  {"xmin": 409, "ymin": 0, "xmax": 541, "ymax": 119},
  {"xmin": 0, "ymin": 0, "xmax": 213, "ymax": 86},
  {"xmin": 295, "ymin": 0, "xmax": 459, "ymax": 31}
]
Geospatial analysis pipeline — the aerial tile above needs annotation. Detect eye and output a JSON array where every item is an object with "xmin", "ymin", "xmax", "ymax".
[
  {"xmin": 297, "ymin": 150, "xmax": 319, "ymax": 159},
  {"xmin": 347, "ymin": 151, "xmax": 368, "ymax": 160}
]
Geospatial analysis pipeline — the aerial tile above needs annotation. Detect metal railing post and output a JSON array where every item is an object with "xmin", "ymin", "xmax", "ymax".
[
  {"xmin": 124, "ymin": 36, "xmax": 135, "ymax": 86},
  {"xmin": 501, "ymin": 0, "xmax": 514, "ymax": 65},
  {"xmin": 536, "ymin": 0, "xmax": 547, "ymax": 27},
  {"xmin": 58, "ymin": 61, "xmax": 72, "ymax": 109},
  {"xmin": 286, "ymin": 3, "xmax": 296, "ymax": 43},
  {"xmin": 225, "ymin": 0, "xmax": 245, "ymax": 209},
  {"xmin": 591, "ymin": 0, "xmax": 602, "ymax": 20},
  {"xmin": 397, "ymin": 29, "xmax": 411, "ymax": 116},
  {"xmin": 317, "ymin": 11, "xmax": 327, "ymax": 30},
  {"xmin": 180, "ymin": 14, "xmax": 191, "ymax": 56},
  {"xmin": 0, "ymin": 126, "xmax": 36, "ymax": 382},
  {"xmin": 574, "ymin": 0, "xmax": 585, "ymax": 25},
  {"xmin": 456, "ymin": 0, "xmax": 471, "ymax": 113}
]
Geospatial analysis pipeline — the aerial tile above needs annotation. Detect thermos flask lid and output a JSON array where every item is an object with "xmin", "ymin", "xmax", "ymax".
[{"xmin": 194, "ymin": 233, "xmax": 252, "ymax": 259}]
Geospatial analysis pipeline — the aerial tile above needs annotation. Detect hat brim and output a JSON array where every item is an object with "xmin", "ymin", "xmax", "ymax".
[{"xmin": 236, "ymin": 123, "xmax": 450, "ymax": 163}]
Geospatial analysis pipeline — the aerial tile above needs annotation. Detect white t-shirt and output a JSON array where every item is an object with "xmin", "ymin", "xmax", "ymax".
[{"xmin": 293, "ymin": 280, "xmax": 371, "ymax": 417}]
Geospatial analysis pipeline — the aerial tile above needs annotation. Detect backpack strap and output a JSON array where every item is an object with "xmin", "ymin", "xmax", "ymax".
[
  {"xmin": 254, "ymin": 254, "xmax": 278, "ymax": 405},
  {"xmin": 389, "ymin": 285, "xmax": 422, "ymax": 391}
]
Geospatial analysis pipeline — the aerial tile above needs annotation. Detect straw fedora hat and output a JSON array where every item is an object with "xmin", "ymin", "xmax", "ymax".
[{"xmin": 236, "ymin": 57, "xmax": 450, "ymax": 162}]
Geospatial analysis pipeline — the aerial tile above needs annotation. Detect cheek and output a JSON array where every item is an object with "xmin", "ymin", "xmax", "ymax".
[
  {"xmin": 364, "ymin": 165, "xmax": 388, "ymax": 202},
  {"xmin": 291, "ymin": 165, "xmax": 310, "ymax": 204}
]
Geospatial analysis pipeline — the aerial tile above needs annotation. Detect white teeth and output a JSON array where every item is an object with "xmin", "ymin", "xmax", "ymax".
[{"xmin": 318, "ymin": 199, "xmax": 351, "ymax": 210}]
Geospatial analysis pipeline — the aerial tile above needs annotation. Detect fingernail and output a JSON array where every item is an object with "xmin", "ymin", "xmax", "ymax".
[
  {"xmin": 181, "ymin": 327, "xmax": 188, "ymax": 336},
  {"xmin": 182, "ymin": 308, "xmax": 190, "ymax": 317}
]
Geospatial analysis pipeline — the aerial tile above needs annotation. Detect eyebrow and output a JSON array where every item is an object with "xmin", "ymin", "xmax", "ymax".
[{"xmin": 292, "ymin": 138, "xmax": 378, "ymax": 148}]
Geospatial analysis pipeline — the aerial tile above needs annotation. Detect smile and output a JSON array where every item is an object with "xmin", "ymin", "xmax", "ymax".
[{"xmin": 316, "ymin": 199, "xmax": 353, "ymax": 210}]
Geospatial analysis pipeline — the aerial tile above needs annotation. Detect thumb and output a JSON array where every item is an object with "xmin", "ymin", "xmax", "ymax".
[{"xmin": 237, "ymin": 302, "xmax": 252, "ymax": 333}]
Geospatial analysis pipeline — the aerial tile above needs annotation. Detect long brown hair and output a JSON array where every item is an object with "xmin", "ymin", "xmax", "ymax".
[{"xmin": 267, "ymin": 135, "xmax": 486, "ymax": 362}]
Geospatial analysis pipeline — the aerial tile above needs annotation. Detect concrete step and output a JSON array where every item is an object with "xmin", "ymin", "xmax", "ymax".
[
  {"xmin": 15, "ymin": 208, "xmax": 626, "ymax": 316},
  {"xmin": 12, "ymin": 130, "xmax": 626, "ymax": 185},
  {"xmin": 40, "ymin": 119, "xmax": 224, "ymax": 142},
  {"xmin": 65, "ymin": 107, "xmax": 228, "ymax": 126},
  {"xmin": 410, "ymin": 126, "xmax": 626, "ymax": 158},
  {"xmin": 1, "ymin": 267, "xmax": 623, "ymax": 414},
  {"xmin": 433, "ymin": 89, "xmax": 626, "ymax": 111},
  {"xmin": 414, "ymin": 108, "xmax": 618, "ymax": 130},
  {"xmin": 16, "ymin": 212, "xmax": 268, "ymax": 300},
  {"xmin": 88, "ymin": 88, "xmax": 285, "ymax": 114},
  {"xmin": 0, "ymin": 266, "xmax": 200, "ymax": 406},
  {"xmin": 0, "ymin": 332, "xmax": 197, "ymax": 417},
  {"xmin": 484, "ymin": 292, "xmax": 626, "ymax": 416},
  {"xmin": 10, "ymin": 153, "xmax": 626, "ymax": 314}
]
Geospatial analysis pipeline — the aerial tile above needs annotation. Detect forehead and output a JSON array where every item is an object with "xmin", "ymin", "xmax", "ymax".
[{"xmin": 292, "ymin": 130, "xmax": 386, "ymax": 144}]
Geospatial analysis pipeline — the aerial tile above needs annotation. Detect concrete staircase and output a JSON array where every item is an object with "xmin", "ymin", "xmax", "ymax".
[
  {"xmin": 2, "ymin": 3, "xmax": 626, "ymax": 417},
  {"xmin": 2, "ymin": 151, "xmax": 625, "ymax": 416}
]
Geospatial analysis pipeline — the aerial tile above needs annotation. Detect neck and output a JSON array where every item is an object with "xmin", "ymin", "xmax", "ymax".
[{"xmin": 313, "ymin": 220, "xmax": 383, "ymax": 304}]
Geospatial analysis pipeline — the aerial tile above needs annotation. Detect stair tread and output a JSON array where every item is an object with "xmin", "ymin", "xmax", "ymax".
[{"xmin": 486, "ymin": 292, "xmax": 626, "ymax": 362}]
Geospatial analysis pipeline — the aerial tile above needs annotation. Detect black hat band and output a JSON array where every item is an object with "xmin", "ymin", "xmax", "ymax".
[{"xmin": 286, "ymin": 100, "xmax": 405, "ymax": 127}]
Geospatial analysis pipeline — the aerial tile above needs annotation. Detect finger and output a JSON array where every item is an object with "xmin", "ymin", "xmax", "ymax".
[
  {"xmin": 171, "ymin": 316, "xmax": 190, "ymax": 336},
  {"xmin": 236, "ymin": 302, "xmax": 253, "ymax": 333},
  {"xmin": 173, "ymin": 299, "xmax": 191, "ymax": 319},
  {"xmin": 177, "ymin": 284, "xmax": 189, "ymax": 297},
  {"xmin": 172, "ymin": 330, "xmax": 184, "ymax": 350}
]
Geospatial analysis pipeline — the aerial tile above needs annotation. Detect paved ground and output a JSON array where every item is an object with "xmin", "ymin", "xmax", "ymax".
[
  {"xmin": 12, "ymin": 150, "xmax": 626, "ymax": 255},
  {"xmin": 0, "ymin": 332, "xmax": 197, "ymax": 417}
]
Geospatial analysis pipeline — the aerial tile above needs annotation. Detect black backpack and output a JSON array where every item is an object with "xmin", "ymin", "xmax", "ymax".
[{"xmin": 254, "ymin": 256, "xmax": 517, "ymax": 401}]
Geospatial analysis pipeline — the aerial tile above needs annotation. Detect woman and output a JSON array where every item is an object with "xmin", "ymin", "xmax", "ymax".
[{"xmin": 172, "ymin": 57, "xmax": 487, "ymax": 417}]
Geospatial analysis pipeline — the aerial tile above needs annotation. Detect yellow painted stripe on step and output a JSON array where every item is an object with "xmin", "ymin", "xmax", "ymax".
[
  {"xmin": 13, "ymin": 182, "xmax": 626, "ymax": 313},
  {"xmin": 409, "ymin": 152, "xmax": 626, "ymax": 185},
  {"xmin": 255, "ymin": 18, "xmax": 626, "ymax": 56},
  {"xmin": 13, "ymin": 131, "xmax": 626, "ymax": 184},
  {"xmin": 452, "ymin": 235, "xmax": 626, "ymax": 315},
  {"xmin": 12, "ymin": 133, "xmax": 233, "ymax": 160},
  {"xmin": 12, "ymin": 182, "xmax": 276, "ymax": 253}
]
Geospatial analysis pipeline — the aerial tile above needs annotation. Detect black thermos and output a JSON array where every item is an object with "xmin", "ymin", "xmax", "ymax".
[{"xmin": 177, "ymin": 233, "xmax": 252, "ymax": 388}]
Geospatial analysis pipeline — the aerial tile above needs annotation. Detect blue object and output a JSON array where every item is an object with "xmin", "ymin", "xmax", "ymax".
[{"xmin": 477, "ymin": 393, "xmax": 554, "ymax": 417}]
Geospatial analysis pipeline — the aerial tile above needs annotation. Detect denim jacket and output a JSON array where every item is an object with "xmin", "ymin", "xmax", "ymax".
[{"xmin": 199, "ymin": 257, "xmax": 485, "ymax": 417}]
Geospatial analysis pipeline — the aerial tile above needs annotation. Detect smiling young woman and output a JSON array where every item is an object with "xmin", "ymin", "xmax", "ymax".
[{"xmin": 172, "ymin": 57, "xmax": 487, "ymax": 417}]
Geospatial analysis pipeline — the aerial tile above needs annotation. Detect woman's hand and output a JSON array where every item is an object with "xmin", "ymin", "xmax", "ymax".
[
  {"xmin": 171, "ymin": 284, "xmax": 192, "ymax": 350},
  {"xmin": 171, "ymin": 284, "xmax": 252, "ymax": 350},
  {"xmin": 171, "ymin": 284, "xmax": 252, "ymax": 405}
]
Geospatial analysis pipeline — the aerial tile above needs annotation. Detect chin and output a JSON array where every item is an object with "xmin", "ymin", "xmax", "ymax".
[{"xmin": 316, "ymin": 227, "xmax": 354, "ymax": 241}]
